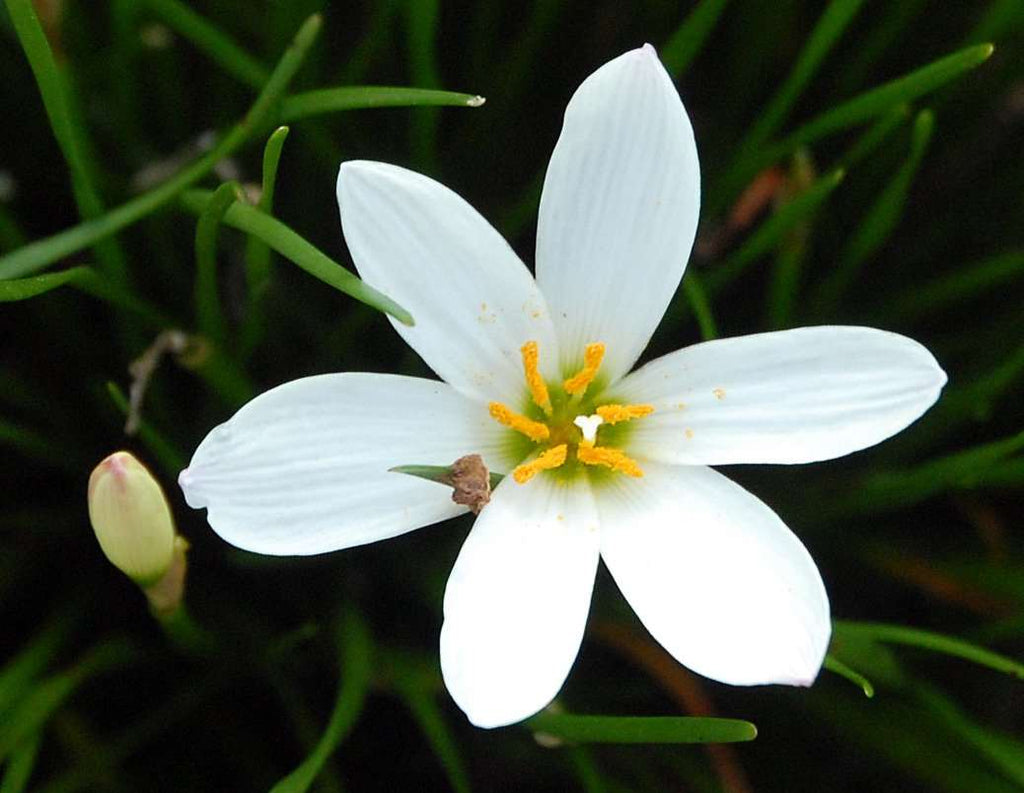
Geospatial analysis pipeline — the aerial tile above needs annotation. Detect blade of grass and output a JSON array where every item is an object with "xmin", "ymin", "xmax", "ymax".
[
  {"xmin": 106, "ymin": 382, "xmax": 186, "ymax": 475},
  {"xmin": 0, "ymin": 732, "xmax": 41, "ymax": 793},
  {"xmin": 710, "ymin": 44, "xmax": 993, "ymax": 214},
  {"xmin": 730, "ymin": 0, "xmax": 866, "ymax": 176},
  {"xmin": 0, "ymin": 639, "xmax": 138, "ymax": 763},
  {"xmin": 873, "ymin": 250, "xmax": 1024, "ymax": 325},
  {"xmin": 3, "ymin": 0, "xmax": 130, "ymax": 285},
  {"xmin": 660, "ymin": 0, "xmax": 731, "ymax": 78},
  {"xmin": 823, "ymin": 654, "xmax": 875, "ymax": 697},
  {"xmin": 278, "ymin": 85, "xmax": 486, "ymax": 121},
  {"xmin": 916, "ymin": 683, "xmax": 1024, "ymax": 786},
  {"xmin": 194, "ymin": 181, "xmax": 242, "ymax": 345},
  {"xmin": 705, "ymin": 168, "xmax": 845, "ymax": 295},
  {"xmin": 403, "ymin": 0, "xmax": 442, "ymax": 170},
  {"xmin": 0, "ymin": 266, "xmax": 170, "ymax": 326},
  {"xmin": 832, "ymin": 103, "xmax": 909, "ymax": 172},
  {"xmin": 836, "ymin": 0, "xmax": 928, "ymax": 94},
  {"xmin": 525, "ymin": 713, "xmax": 757, "ymax": 744},
  {"xmin": 269, "ymin": 610, "xmax": 373, "ymax": 793},
  {"xmin": 241, "ymin": 126, "xmax": 290, "ymax": 355},
  {"xmin": 0, "ymin": 13, "xmax": 323, "ymax": 280},
  {"xmin": 392, "ymin": 674, "xmax": 472, "ymax": 793},
  {"xmin": 0, "ymin": 616, "xmax": 73, "ymax": 719},
  {"xmin": 813, "ymin": 109, "xmax": 935, "ymax": 316},
  {"xmin": 838, "ymin": 427, "xmax": 1024, "ymax": 515},
  {"xmin": 180, "ymin": 188, "xmax": 414, "ymax": 325},
  {"xmin": 682, "ymin": 275, "xmax": 718, "ymax": 340},
  {"xmin": 834, "ymin": 622, "xmax": 1024, "ymax": 680},
  {"xmin": 0, "ymin": 418, "xmax": 80, "ymax": 472},
  {"xmin": 765, "ymin": 149, "xmax": 816, "ymax": 328},
  {"xmin": 143, "ymin": 0, "xmax": 270, "ymax": 90},
  {"xmin": 390, "ymin": 464, "xmax": 505, "ymax": 491}
]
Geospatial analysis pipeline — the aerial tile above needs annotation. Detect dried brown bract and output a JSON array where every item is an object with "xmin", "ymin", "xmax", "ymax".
[{"xmin": 448, "ymin": 454, "xmax": 491, "ymax": 514}]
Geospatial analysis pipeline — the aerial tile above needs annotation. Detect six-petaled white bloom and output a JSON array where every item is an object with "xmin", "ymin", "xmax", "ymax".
[{"xmin": 179, "ymin": 45, "xmax": 947, "ymax": 728}]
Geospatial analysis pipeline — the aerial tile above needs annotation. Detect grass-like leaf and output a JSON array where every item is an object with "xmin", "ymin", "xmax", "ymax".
[
  {"xmin": 269, "ymin": 610, "xmax": 373, "ymax": 793},
  {"xmin": 144, "ymin": 0, "xmax": 270, "ymax": 90},
  {"xmin": 525, "ymin": 713, "xmax": 757, "ymax": 744},
  {"xmin": 813, "ymin": 108, "xmax": 935, "ymax": 315},
  {"xmin": 279, "ymin": 86, "xmax": 486, "ymax": 121},
  {"xmin": 0, "ymin": 731, "xmax": 41, "ymax": 793},
  {"xmin": 824, "ymin": 654, "xmax": 875, "ymax": 697},
  {"xmin": 0, "ymin": 14, "xmax": 322, "ymax": 280},
  {"xmin": 705, "ymin": 168, "xmax": 845, "ymax": 296},
  {"xmin": 660, "ymin": 0, "xmax": 731, "ymax": 78},
  {"xmin": 180, "ymin": 189, "xmax": 414, "ymax": 325},
  {"xmin": 193, "ymin": 181, "xmax": 242, "ymax": 344},
  {"xmin": 390, "ymin": 463, "xmax": 505, "ymax": 491},
  {"xmin": 834, "ymin": 622, "xmax": 1024, "ymax": 680},
  {"xmin": 106, "ymin": 382, "xmax": 186, "ymax": 475}
]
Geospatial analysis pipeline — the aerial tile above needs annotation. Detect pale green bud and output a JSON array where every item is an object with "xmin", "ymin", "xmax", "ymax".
[{"xmin": 88, "ymin": 452, "xmax": 176, "ymax": 585}]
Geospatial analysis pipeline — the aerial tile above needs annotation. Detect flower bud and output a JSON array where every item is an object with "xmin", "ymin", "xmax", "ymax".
[{"xmin": 88, "ymin": 452, "xmax": 176, "ymax": 585}]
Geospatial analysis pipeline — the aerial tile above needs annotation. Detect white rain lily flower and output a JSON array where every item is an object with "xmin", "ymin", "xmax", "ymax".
[{"xmin": 179, "ymin": 45, "xmax": 947, "ymax": 729}]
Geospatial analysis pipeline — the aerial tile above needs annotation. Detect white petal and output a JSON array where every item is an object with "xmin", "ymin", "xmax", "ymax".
[
  {"xmin": 338, "ymin": 161, "xmax": 559, "ymax": 403},
  {"xmin": 536, "ymin": 45, "xmax": 700, "ymax": 383},
  {"xmin": 597, "ymin": 462, "xmax": 830, "ymax": 686},
  {"xmin": 440, "ymin": 475, "xmax": 600, "ymax": 728},
  {"xmin": 179, "ymin": 374, "xmax": 511, "ymax": 555},
  {"xmin": 611, "ymin": 326, "xmax": 947, "ymax": 465}
]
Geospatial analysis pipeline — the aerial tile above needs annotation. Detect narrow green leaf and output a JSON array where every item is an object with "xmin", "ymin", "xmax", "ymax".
[
  {"xmin": 778, "ymin": 44, "xmax": 990, "ymax": 157},
  {"xmin": 765, "ymin": 149, "xmax": 816, "ymax": 329},
  {"xmin": 682, "ymin": 275, "xmax": 718, "ymax": 340},
  {"xmin": 269, "ymin": 610, "xmax": 373, "ymax": 793},
  {"xmin": 106, "ymin": 382, "xmax": 186, "ymax": 476},
  {"xmin": 194, "ymin": 181, "xmax": 241, "ymax": 344},
  {"xmin": 0, "ymin": 617, "xmax": 72, "ymax": 719},
  {"xmin": 279, "ymin": 86, "xmax": 486, "ymax": 121},
  {"xmin": 390, "ymin": 464, "xmax": 504, "ymax": 491},
  {"xmin": 403, "ymin": 0, "xmax": 443, "ymax": 169},
  {"xmin": 832, "ymin": 103, "xmax": 910, "ymax": 172},
  {"xmin": 834, "ymin": 622, "xmax": 1024, "ymax": 680},
  {"xmin": 836, "ymin": 0, "xmax": 928, "ymax": 94},
  {"xmin": 393, "ymin": 678, "xmax": 472, "ymax": 793},
  {"xmin": 916, "ymin": 684, "xmax": 1024, "ymax": 786},
  {"xmin": 0, "ymin": 13, "xmax": 322, "ymax": 280},
  {"xmin": 566, "ymin": 747, "xmax": 606, "ymax": 793},
  {"xmin": 813, "ymin": 109, "xmax": 935, "ymax": 315},
  {"xmin": 824, "ymin": 654, "xmax": 875, "ymax": 697},
  {"xmin": 242, "ymin": 126, "xmax": 290, "ymax": 355},
  {"xmin": 0, "ymin": 639, "xmax": 138, "ymax": 763},
  {"xmin": 0, "ymin": 266, "xmax": 170, "ymax": 326},
  {"xmin": 144, "ymin": 0, "xmax": 270, "ymax": 90},
  {"xmin": 841, "ymin": 428, "xmax": 1024, "ymax": 514},
  {"xmin": 711, "ymin": 43, "xmax": 992, "ymax": 212},
  {"xmin": 4, "ymin": 0, "xmax": 129, "ymax": 284},
  {"xmin": 246, "ymin": 126, "xmax": 290, "ymax": 299},
  {"xmin": 0, "ymin": 732, "xmax": 41, "ymax": 793},
  {"xmin": 874, "ymin": 250, "xmax": 1024, "ymax": 325},
  {"xmin": 705, "ymin": 168, "xmax": 845, "ymax": 296},
  {"xmin": 0, "ymin": 418, "xmax": 78, "ymax": 472},
  {"xmin": 180, "ymin": 189, "xmax": 414, "ymax": 326},
  {"xmin": 525, "ymin": 713, "xmax": 757, "ymax": 744},
  {"xmin": 660, "ymin": 0, "xmax": 731, "ymax": 78},
  {"xmin": 734, "ymin": 0, "xmax": 866, "ymax": 168}
]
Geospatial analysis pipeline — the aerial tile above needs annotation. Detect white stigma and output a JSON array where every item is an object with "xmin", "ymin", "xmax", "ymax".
[{"xmin": 573, "ymin": 414, "xmax": 604, "ymax": 443}]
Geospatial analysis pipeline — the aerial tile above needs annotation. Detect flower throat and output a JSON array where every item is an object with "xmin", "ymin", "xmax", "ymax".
[{"xmin": 488, "ymin": 341, "xmax": 654, "ymax": 483}]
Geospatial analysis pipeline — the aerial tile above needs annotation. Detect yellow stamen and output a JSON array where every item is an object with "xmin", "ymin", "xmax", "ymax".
[
  {"xmin": 488, "ymin": 402, "xmax": 550, "ymax": 442},
  {"xmin": 512, "ymin": 445, "xmax": 568, "ymax": 483},
  {"xmin": 596, "ymin": 403, "xmax": 655, "ymax": 424},
  {"xmin": 577, "ymin": 442, "xmax": 644, "ymax": 477},
  {"xmin": 563, "ymin": 342, "xmax": 605, "ymax": 396},
  {"xmin": 520, "ymin": 341, "xmax": 552, "ymax": 415}
]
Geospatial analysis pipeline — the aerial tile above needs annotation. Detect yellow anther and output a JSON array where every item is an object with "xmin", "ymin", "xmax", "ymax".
[
  {"xmin": 520, "ymin": 341, "xmax": 552, "ymax": 415},
  {"xmin": 489, "ymin": 402, "xmax": 550, "ymax": 442},
  {"xmin": 512, "ymin": 445, "xmax": 568, "ymax": 484},
  {"xmin": 577, "ymin": 442, "xmax": 644, "ymax": 477},
  {"xmin": 596, "ymin": 404, "xmax": 655, "ymax": 424},
  {"xmin": 563, "ymin": 342, "xmax": 606, "ymax": 395}
]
